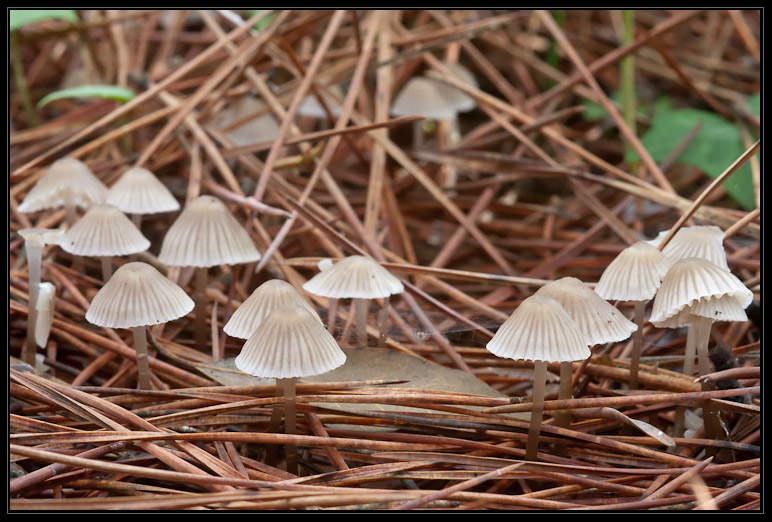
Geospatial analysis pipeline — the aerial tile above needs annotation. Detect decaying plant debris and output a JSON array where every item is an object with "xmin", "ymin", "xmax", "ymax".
[{"xmin": 9, "ymin": 10, "xmax": 760, "ymax": 511}]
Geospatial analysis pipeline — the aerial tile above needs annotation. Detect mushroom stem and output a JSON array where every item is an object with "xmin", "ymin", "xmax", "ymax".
[
  {"xmin": 555, "ymin": 361, "xmax": 573, "ymax": 428},
  {"xmin": 194, "ymin": 267, "xmax": 209, "ymax": 351},
  {"xmin": 132, "ymin": 326, "xmax": 151, "ymax": 390},
  {"xmin": 438, "ymin": 117, "xmax": 460, "ymax": 195},
  {"xmin": 673, "ymin": 324, "xmax": 699, "ymax": 437},
  {"xmin": 101, "ymin": 257, "xmax": 112, "ymax": 283},
  {"xmin": 412, "ymin": 120, "xmax": 425, "ymax": 151},
  {"xmin": 24, "ymin": 242, "xmax": 43, "ymax": 366},
  {"xmin": 327, "ymin": 298, "xmax": 338, "ymax": 336},
  {"xmin": 354, "ymin": 297, "xmax": 368, "ymax": 347},
  {"xmin": 526, "ymin": 360, "xmax": 547, "ymax": 460},
  {"xmin": 629, "ymin": 300, "xmax": 646, "ymax": 390},
  {"xmin": 131, "ymin": 213, "xmax": 142, "ymax": 228},
  {"xmin": 693, "ymin": 315, "xmax": 713, "ymax": 377},
  {"xmin": 377, "ymin": 307, "xmax": 389, "ymax": 348},
  {"xmin": 278, "ymin": 377, "xmax": 298, "ymax": 475}
]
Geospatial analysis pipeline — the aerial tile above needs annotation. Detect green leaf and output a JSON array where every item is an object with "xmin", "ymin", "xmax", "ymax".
[
  {"xmin": 582, "ymin": 90, "xmax": 649, "ymax": 122},
  {"xmin": 247, "ymin": 10, "xmax": 275, "ymax": 31},
  {"xmin": 37, "ymin": 85, "xmax": 135, "ymax": 108},
  {"xmin": 9, "ymin": 9, "xmax": 78, "ymax": 32},
  {"xmin": 625, "ymin": 100, "xmax": 758, "ymax": 210}
]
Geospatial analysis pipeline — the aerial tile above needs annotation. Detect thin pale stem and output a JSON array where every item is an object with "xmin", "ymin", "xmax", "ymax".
[
  {"xmin": 194, "ymin": 266, "xmax": 209, "ymax": 351},
  {"xmin": 629, "ymin": 300, "xmax": 646, "ymax": 390},
  {"xmin": 412, "ymin": 120, "xmax": 425, "ymax": 151},
  {"xmin": 131, "ymin": 213, "xmax": 142, "ymax": 228},
  {"xmin": 24, "ymin": 243, "xmax": 43, "ymax": 366},
  {"xmin": 100, "ymin": 257, "xmax": 112, "ymax": 283},
  {"xmin": 673, "ymin": 324, "xmax": 698, "ymax": 437},
  {"xmin": 354, "ymin": 297, "xmax": 368, "ymax": 347},
  {"xmin": 553, "ymin": 360, "xmax": 573, "ymax": 455},
  {"xmin": 278, "ymin": 377, "xmax": 298, "ymax": 475},
  {"xmin": 526, "ymin": 360, "xmax": 547, "ymax": 460},
  {"xmin": 693, "ymin": 315, "xmax": 714, "ymax": 377},
  {"xmin": 132, "ymin": 326, "xmax": 151, "ymax": 390}
]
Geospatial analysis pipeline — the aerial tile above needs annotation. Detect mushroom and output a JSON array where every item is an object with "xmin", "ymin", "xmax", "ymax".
[
  {"xmin": 650, "ymin": 225, "xmax": 730, "ymax": 272},
  {"xmin": 535, "ymin": 277, "xmax": 636, "ymax": 432},
  {"xmin": 391, "ymin": 77, "xmax": 460, "ymax": 151},
  {"xmin": 298, "ymin": 84, "xmax": 343, "ymax": 124},
  {"xmin": 216, "ymin": 96, "xmax": 281, "ymax": 147},
  {"xmin": 224, "ymin": 279, "xmax": 322, "ymax": 340},
  {"xmin": 86, "ymin": 262, "xmax": 194, "ymax": 390},
  {"xmin": 59, "ymin": 204, "xmax": 151, "ymax": 282},
  {"xmin": 34, "ymin": 282, "xmax": 56, "ymax": 350},
  {"xmin": 235, "ymin": 303, "xmax": 346, "ymax": 474},
  {"xmin": 106, "ymin": 166, "xmax": 180, "ymax": 227},
  {"xmin": 302, "ymin": 255, "xmax": 404, "ymax": 347},
  {"xmin": 158, "ymin": 195, "xmax": 261, "ymax": 352},
  {"xmin": 18, "ymin": 157, "xmax": 107, "ymax": 226},
  {"xmin": 594, "ymin": 241, "xmax": 672, "ymax": 389},
  {"xmin": 18, "ymin": 228, "xmax": 64, "ymax": 365},
  {"xmin": 486, "ymin": 294, "xmax": 591, "ymax": 460}
]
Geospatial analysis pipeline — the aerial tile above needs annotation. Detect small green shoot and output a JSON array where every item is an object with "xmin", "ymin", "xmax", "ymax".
[{"xmin": 37, "ymin": 85, "xmax": 135, "ymax": 109}]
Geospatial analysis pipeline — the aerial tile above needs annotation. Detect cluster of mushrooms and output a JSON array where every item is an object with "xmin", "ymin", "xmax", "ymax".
[{"xmin": 18, "ymin": 153, "xmax": 754, "ymax": 469}]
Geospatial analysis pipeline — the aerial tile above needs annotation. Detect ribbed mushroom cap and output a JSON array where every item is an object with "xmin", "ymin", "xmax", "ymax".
[
  {"xmin": 86, "ymin": 262, "xmax": 194, "ymax": 329},
  {"xmin": 429, "ymin": 61, "xmax": 478, "ymax": 113},
  {"xmin": 158, "ymin": 195, "xmax": 261, "ymax": 268},
  {"xmin": 535, "ymin": 277, "xmax": 637, "ymax": 345},
  {"xmin": 658, "ymin": 294, "xmax": 750, "ymax": 329},
  {"xmin": 59, "ymin": 204, "xmax": 150, "ymax": 257},
  {"xmin": 391, "ymin": 77, "xmax": 458, "ymax": 121},
  {"xmin": 19, "ymin": 228, "xmax": 65, "ymax": 248},
  {"xmin": 302, "ymin": 255, "xmax": 404, "ymax": 299},
  {"xmin": 235, "ymin": 304, "xmax": 346, "ymax": 379},
  {"xmin": 217, "ymin": 96, "xmax": 280, "ymax": 146},
  {"xmin": 650, "ymin": 258, "xmax": 753, "ymax": 328},
  {"xmin": 648, "ymin": 226, "xmax": 729, "ymax": 272},
  {"xmin": 595, "ymin": 241, "xmax": 672, "ymax": 302},
  {"xmin": 224, "ymin": 279, "xmax": 322, "ymax": 339},
  {"xmin": 486, "ymin": 294, "xmax": 591, "ymax": 363},
  {"xmin": 106, "ymin": 167, "xmax": 180, "ymax": 215},
  {"xmin": 18, "ymin": 157, "xmax": 107, "ymax": 213}
]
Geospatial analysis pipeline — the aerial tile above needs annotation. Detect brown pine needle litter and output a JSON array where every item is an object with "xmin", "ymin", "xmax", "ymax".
[{"xmin": 9, "ymin": 10, "xmax": 759, "ymax": 511}]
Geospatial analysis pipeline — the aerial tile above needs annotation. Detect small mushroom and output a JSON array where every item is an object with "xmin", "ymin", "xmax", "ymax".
[
  {"xmin": 215, "ymin": 96, "xmax": 281, "ymax": 147},
  {"xmin": 235, "ymin": 304, "xmax": 346, "ymax": 475},
  {"xmin": 486, "ymin": 294, "xmax": 591, "ymax": 460},
  {"xmin": 158, "ymin": 195, "xmax": 261, "ymax": 352},
  {"xmin": 106, "ymin": 166, "xmax": 180, "ymax": 227},
  {"xmin": 59, "ymin": 204, "xmax": 151, "ymax": 282},
  {"xmin": 391, "ymin": 77, "xmax": 460, "ymax": 151},
  {"xmin": 302, "ymin": 255, "xmax": 404, "ymax": 347},
  {"xmin": 86, "ymin": 262, "xmax": 194, "ymax": 390}
]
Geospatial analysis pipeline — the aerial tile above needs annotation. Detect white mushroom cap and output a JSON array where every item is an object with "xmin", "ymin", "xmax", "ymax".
[
  {"xmin": 86, "ymin": 262, "xmax": 194, "ymax": 329},
  {"xmin": 595, "ymin": 241, "xmax": 672, "ymax": 302},
  {"xmin": 302, "ymin": 255, "xmax": 404, "ymax": 299},
  {"xmin": 59, "ymin": 204, "xmax": 150, "ymax": 257},
  {"xmin": 158, "ymin": 195, "xmax": 261, "ymax": 268},
  {"xmin": 535, "ymin": 277, "xmax": 637, "ymax": 345},
  {"xmin": 486, "ymin": 294, "xmax": 591, "ymax": 363},
  {"xmin": 216, "ymin": 96, "xmax": 281, "ymax": 147},
  {"xmin": 650, "ymin": 258, "xmax": 753, "ymax": 328},
  {"xmin": 429, "ymin": 61, "xmax": 478, "ymax": 113},
  {"xmin": 391, "ymin": 77, "xmax": 459, "ymax": 121},
  {"xmin": 18, "ymin": 157, "xmax": 107, "ymax": 213},
  {"xmin": 224, "ymin": 279, "xmax": 322, "ymax": 339},
  {"xmin": 648, "ymin": 226, "xmax": 729, "ymax": 272},
  {"xmin": 106, "ymin": 167, "xmax": 181, "ymax": 215},
  {"xmin": 235, "ymin": 304, "xmax": 346, "ymax": 379}
]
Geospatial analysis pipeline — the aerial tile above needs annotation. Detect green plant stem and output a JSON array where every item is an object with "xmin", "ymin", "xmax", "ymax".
[{"xmin": 10, "ymin": 31, "xmax": 40, "ymax": 127}]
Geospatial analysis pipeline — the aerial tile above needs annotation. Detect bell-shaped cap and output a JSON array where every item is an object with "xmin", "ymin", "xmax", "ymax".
[
  {"xmin": 224, "ymin": 279, "xmax": 322, "ymax": 339},
  {"xmin": 429, "ymin": 61, "xmax": 478, "ymax": 113},
  {"xmin": 648, "ymin": 226, "xmax": 729, "ymax": 272},
  {"xmin": 535, "ymin": 277, "xmax": 637, "ymax": 345},
  {"xmin": 217, "ymin": 96, "xmax": 280, "ymax": 146},
  {"xmin": 302, "ymin": 255, "xmax": 404, "ymax": 299},
  {"xmin": 86, "ymin": 262, "xmax": 194, "ymax": 329},
  {"xmin": 391, "ymin": 77, "xmax": 458, "ymax": 121},
  {"xmin": 486, "ymin": 294, "xmax": 591, "ymax": 363},
  {"xmin": 235, "ymin": 304, "xmax": 346, "ymax": 379},
  {"xmin": 595, "ymin": 241, "xmax": 672, "ymax": 302},
  {"xmin": 106, "ymin": 167, "xmax": 180, "ymax": 215},
  {"xmin": 158, "ymin": 195, "xmax": 261, "ymax": 268},
  {"xmin": 650, "ymin": 258, "xmax": 753, "ymax": 328},
  {"xmin": 18, "ymin": 157, "xmax": 107, "ymax": 213},
  {"xmin": 59, "ymin": 204, "xmax": 150, "ymax": 257}
]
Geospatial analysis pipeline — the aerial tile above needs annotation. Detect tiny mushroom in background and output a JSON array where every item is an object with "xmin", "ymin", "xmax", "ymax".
[
  {"xmin": 486, "ymin": 294, "xmax": 591, "ymax": 460},
  {"xmin": 650, "ymin": 225, "xmax": 730, "ymax": 271},
  {"xmin": 18, "ymin": 228, "xmax": 64, "ymax": 366},
  {"xmin": 303, "ymin": 255, "xmax": 404, "ymax": 347},
  {"xmin": 86, "ymin": 262, "xmax": 194, "ymax": 390},
  {"xmin": 235, "ymin": 303, "xmax": 346, "ymax": 475},
  {"xmin": 59, "ymin": 204, "xmax": 151, "ymax": 282},
  {"xmin": 18, "ymin": 157, "xmax": 107, "ymax": 226},
  {"xmin": 298, "ymin": 84, "xmax": 344, "ymax": 124},
  {"xmin": 535, "ymin": 277, "xmax": 636, "ymax": 433},
  {"xmin": 594, "ymin": 241, "xmax": 672, "ymax": 389},
  {"xmin": 216, "ymin": 96, "xmax": 281, "ymax": 147},
  {"xmin": 224, "ymin": 279, "xmax": 322, "ymax": 340},
  {"xmin": 106, "ymin": 166, "xmax": 181, "ymax": 227},
  {"xmin": 391, "ymin": 77, "xmax": 460, "ymax": 151},
  {"xmin": 158, "ymin": 195, "xmax": 261, "ymax": 353}
]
